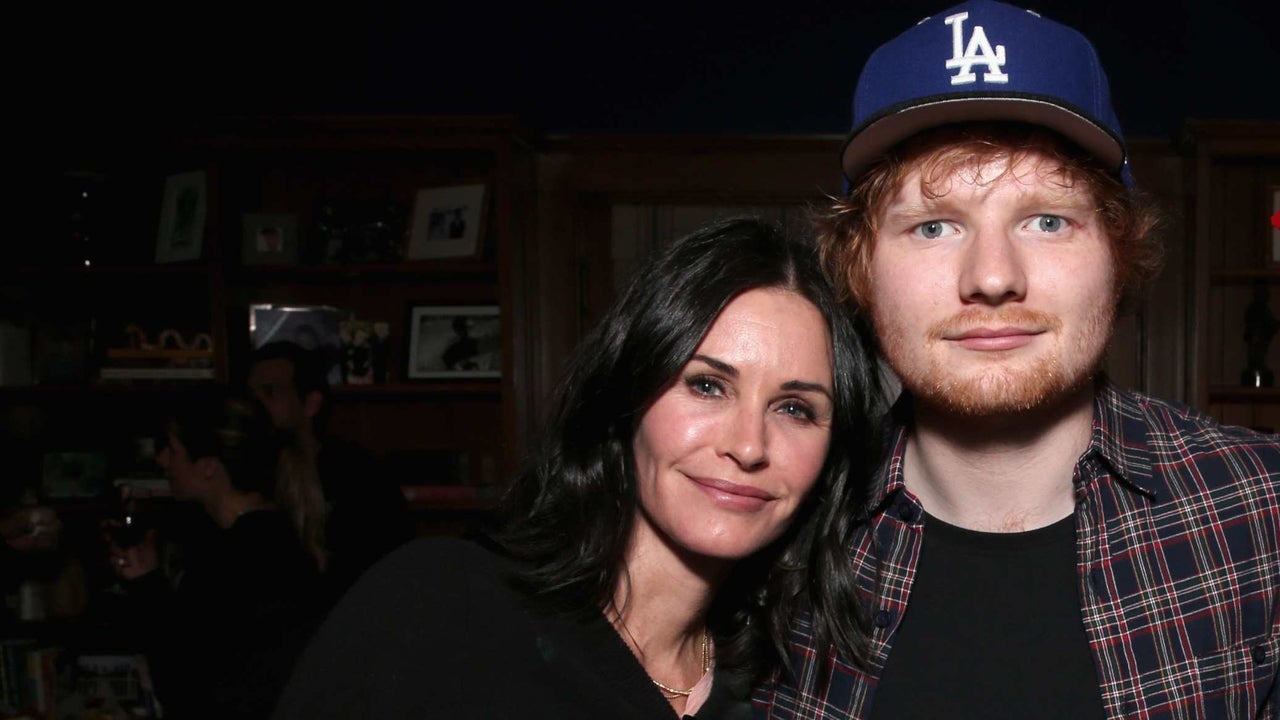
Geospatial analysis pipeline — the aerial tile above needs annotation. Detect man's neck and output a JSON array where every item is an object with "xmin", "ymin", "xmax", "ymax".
[{"xmin": 902, "ymin": 383, "xmax": 1095, "ymax": 532}]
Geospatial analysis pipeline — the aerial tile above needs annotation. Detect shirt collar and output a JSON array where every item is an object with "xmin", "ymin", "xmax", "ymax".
[{"xmin": 1086, "ymin": 376, "xmax": 1158, "ymax": 499}]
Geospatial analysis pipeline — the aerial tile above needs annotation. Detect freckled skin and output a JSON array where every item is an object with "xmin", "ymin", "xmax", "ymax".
[{"xmin": 869, "ymin": 154, "xmax": 1117, "ymax": 417}]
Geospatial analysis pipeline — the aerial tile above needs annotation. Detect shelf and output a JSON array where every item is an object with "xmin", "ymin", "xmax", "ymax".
[
  {"xmin": 1208, "ymin": 385, "xmax": 1280, "ymax": 403},
  {"xmin": 0, "ymin": 383, "xmax": 219, "ymax": 400},
  {"xmin": 6, "ymin": 264, "xmax": 217, "ymax": 278},
  {"xmin": 229, "ymin": 260, "xmax": 499, "ymax": 282},
  {"xmin": 1209, "ymin": 269, "xmax": 1280, "ymax": 282},
  {"xmin": 328, "ymin": 381, "xmax": 502, "ymax": 399}
]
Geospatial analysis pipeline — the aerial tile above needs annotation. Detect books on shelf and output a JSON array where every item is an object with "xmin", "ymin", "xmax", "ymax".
[
  {"xmin": 98, "ymin": 345, "xmax": 215, "ymax": 382},
  {"xmin": 98, "ymin": 367, "xmax": 216, "ymax": 381}
]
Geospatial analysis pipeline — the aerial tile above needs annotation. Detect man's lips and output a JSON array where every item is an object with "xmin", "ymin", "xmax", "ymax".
[{"xmin": 943, "ymin": 326, "xmax": 1044, "ymax": 351}]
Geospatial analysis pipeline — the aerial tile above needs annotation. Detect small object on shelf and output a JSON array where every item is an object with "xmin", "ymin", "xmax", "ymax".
[
  {"xmin": 1241, "ymin": 279, "xmax": 1279, "ymax": 387},
  {"xmin": 371, "ymin": 321, "xmax": 391, "ymax": 384},
  {"xmin": 62, "ymin": 170, "xmax": 108, "ymax": 267},
  {"xmin": 241, "ymin": 213, "xmax": 300, "ymax": 266},
  {"xmin": 406, "ymin": 184, "xmax": 488, "ymax": 260},
  {"xmin": 1270, "ymin": 187, "xmax": 1279, "ymax": 265},
  {"xmin": 406, "ymin": 305, "xmax": 500, "ymax": 379},
  {"xmin": 155, "ymin": 171, "xmax": 207, "ymax": 264},
  {"xmin": 100, "ymin": 326, "xmax": 215, "ymax": 381},
  {"xmin": 339, "ymin": 320, "xmax": 374, "ymax": 385},
  {"xmin": 314, "ymin": 198, "xmax": 406, "ymax": 264}
]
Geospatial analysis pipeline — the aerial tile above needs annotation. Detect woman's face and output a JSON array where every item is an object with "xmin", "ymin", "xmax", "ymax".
[{"xmin": 630, "ymin": 287, "xmax": 834, "ymax": 562}]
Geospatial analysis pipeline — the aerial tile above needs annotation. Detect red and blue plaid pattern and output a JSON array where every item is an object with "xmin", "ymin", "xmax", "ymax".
[{"xmin": 754, "ymin": 380, "xmax": 1280, "ymax": 719}]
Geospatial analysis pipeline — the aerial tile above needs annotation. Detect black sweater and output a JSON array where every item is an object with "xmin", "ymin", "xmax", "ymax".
[
  {"xmin": 124, "ymin": 509, "xmax": 320, "ymax": 719},
  {"xmin": 273, "ymin": 537, "xmax": 751, "ymax": 719}
]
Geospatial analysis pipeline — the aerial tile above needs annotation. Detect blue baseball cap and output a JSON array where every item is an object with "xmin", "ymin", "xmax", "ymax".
[{"xmin": 841, "ymin": 0, "xmax": 1132, "ymax": 187}]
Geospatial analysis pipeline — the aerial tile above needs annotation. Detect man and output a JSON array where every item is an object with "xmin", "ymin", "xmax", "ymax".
[
  {"xmin": 754, "ymin": 2, "xmax": 1279, "ymax": 718},
  {"xmin": 248, "ymin": 341, "xmax": 412, "ymax": 601}
]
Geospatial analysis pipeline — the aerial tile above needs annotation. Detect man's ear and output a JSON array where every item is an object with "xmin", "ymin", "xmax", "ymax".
[{"xmin": 302, "ymin": 390, "xmax": 324, "ymax": 421}]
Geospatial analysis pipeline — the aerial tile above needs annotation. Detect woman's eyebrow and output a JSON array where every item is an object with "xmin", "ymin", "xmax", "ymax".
[
  {"xmin": 690, "ymin": 354, "xmax": 737, "ymax": 376},
  {"xmin": 783, "ymin": 380, "xmax": 833, "ymax": 400}
]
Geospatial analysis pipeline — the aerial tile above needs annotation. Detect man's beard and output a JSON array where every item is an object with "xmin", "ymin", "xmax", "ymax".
[{"xmin": 873, "ymin": 305, "xmax": 1114, "ymax": 417}]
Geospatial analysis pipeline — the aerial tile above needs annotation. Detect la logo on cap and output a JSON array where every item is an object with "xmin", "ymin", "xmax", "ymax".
[{"xmin": 944, "ymin": 11, "xmax": 1007, "ymax": 85}]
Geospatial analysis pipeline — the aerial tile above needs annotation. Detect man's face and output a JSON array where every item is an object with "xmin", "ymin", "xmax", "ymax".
[
  {"xmin": 867, "ymin": 152, "xmax": 1116, "ymax": 416},
  {"xmin": 247, "ymin": 358, "xmax": 307, "ymax": 433}
]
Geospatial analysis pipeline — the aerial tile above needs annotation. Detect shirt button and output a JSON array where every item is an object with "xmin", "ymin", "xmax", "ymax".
[
  {"xmin": 1253, "ymin": 644, "xmax": 1269, "ymax": 665},
  {"xmin": 897, "ymin": 503, "xmax": 917, "ymax": 523},
  {"xmin": 874, "ymin": 610, "xmax": 893, "ymax": 628},
  {"xmin": 1090, "ymin": 568, "xmax": 1108, "ymax": 600}
]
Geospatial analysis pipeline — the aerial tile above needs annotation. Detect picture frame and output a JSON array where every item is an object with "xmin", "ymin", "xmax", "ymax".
[
  {"xmin": 249, "ymin": 304, "xmax": 349, "ymax": 385},
  {"xmin": 41, "ymin": 452, "xmax": 108, "ymax": 499},
  {"xmin": 155, "ymin": 170, "xmax": 207, "ymax": 264},
  {"xmin": 405, "ymin": 184, "xmax": 488, "ymax": 260},
  {"xmin": 407, "ymin": 305, "xmax": 500, "ymax": 379},
  {"xmin": 241, "ymin": 213, "xmax": 299, "ymax": 266}
]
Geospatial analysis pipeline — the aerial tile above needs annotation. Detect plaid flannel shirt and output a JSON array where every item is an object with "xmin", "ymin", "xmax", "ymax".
[{"xmin": 754, "ymin": 379, "xmax": 1280, "ymax": 719}]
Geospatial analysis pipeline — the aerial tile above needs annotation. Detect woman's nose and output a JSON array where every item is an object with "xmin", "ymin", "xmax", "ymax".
[{"xmin": 718, "ymin": 406, "xmax": 768, "ymax": 470}]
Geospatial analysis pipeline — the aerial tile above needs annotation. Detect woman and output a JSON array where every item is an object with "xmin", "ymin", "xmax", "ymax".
[
  {"xmin": 107, "ymin": 389, "xmax": 322, "ymax": 719},
  {"xmin": 273, "ymin": 217, "xmax": 882, "ymax": 719}
]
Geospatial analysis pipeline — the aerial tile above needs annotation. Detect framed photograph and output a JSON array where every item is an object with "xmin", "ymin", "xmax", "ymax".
[
  {"xmin": 405, "ymin": 184, "xmax": 488, "ymax": 260},
  {"xmin": 249, "ymin": 304, "xmax": 349, "ymax": 385},
  {"xmin": 41, "ymin": 452, "xmax": 108, "ymax": 499},
  {"xmin": 242, "ymin": 213, "xmax": 299, "ymax": 266},
  {"xmin": 155, "ymin": 170, "xmax": 207, "ymax": 264},
  {"xmin": 1270, "ymin": 186, "xmax": 1280, "ymax": 265},
  {"xmin": 407, "ymin": 305, "xmax": 500, "ymax": 379}
]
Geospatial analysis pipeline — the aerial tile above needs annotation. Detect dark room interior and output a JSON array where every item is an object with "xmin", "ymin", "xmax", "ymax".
[{"xmin": 4, "ymin": 1, "xmax": 1279, "ymax": 715}]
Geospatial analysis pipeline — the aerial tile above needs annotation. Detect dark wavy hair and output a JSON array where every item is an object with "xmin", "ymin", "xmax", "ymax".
[
  {"xmin": 166, "ymin": 387, "xmax": 284, "ymax": 497},
  {"xmin": 497, "ymin": 216, "xmax": 882, "ymax": 679}
]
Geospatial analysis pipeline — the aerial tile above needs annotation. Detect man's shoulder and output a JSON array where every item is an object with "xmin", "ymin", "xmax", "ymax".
[
  {"xmin": 1106, "ymin": 384, "xmax": 1280, "ymax": 501},
  {"xmin": 1116, "ymin": 385, "xmax": 1279, "ymax": 455}
]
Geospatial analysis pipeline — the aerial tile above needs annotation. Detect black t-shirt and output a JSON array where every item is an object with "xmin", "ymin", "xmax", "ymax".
[{"xmin": 869, "ymin": 511, "xmax": 1106, "ymax": 720}]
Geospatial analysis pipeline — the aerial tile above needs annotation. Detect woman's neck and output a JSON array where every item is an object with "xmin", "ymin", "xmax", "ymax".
[{"xmin": 609, "ymin": 523, "xmax": 726, "ymax": 713}]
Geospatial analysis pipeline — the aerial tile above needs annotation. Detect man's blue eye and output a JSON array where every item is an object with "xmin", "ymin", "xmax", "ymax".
[
  {"xmin": 1037, "ymin": 215, "xmax": 1064, "ymax": 232},
  {"xmin": 919, "ymin": 221, "xmax": 945, "ymax": 239}
]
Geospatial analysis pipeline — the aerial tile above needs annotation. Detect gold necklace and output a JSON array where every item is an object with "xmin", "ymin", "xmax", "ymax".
[{"xmin": 651, "ymin": 629, "xmax": 711, "ymax": 699}]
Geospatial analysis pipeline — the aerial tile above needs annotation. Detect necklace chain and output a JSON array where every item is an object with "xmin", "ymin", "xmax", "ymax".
[{"xmin": 651, "ymin": 629, "xmax": 711, "ymax": 699}]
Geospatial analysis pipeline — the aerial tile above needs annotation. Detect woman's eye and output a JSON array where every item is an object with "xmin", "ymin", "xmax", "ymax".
[
  {"xmin": 1032, "ymin": 214, "xmax": 1065, "ymax": 233},
  {"xmin": 777, "ymin": 400, "xmax": 816, "ymax": 421},
  {"xmin": 913, "ymin": 220, "xmax": 956, "ymax": 240},
  {"xmin": 687, "ymin": 377, "xmax": 723, "ymax": 397}
]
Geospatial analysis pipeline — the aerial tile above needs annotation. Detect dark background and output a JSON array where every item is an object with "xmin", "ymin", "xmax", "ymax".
[{"xmin": 30, "ymin": 1, "xmax": 1280, "ymax": 141}]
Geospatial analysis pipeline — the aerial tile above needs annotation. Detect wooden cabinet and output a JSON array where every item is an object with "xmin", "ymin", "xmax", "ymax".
[
  {"xmin": 3, "ymin": 116, "xmax": 536, "ymax": 516},
  {"xmin": 1185, "ymin": 120, "xmax": 1280, "ymax": 430}
]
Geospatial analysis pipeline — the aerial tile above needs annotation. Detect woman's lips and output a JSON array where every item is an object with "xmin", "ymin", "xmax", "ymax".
[{"xmin": 689, "ymin": 475, "xmax": 774, "ymax": 511}]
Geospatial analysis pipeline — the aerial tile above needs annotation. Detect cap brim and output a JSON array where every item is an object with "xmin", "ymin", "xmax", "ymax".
[{"xmin": 841, "ymin": 96, "xmax": 1125, "ymax": 183}]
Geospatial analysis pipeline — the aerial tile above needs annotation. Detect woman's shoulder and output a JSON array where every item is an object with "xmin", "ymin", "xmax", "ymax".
[{"xmin": 340, "ymin": 535, "xmax": 518, "ymax": 613}]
